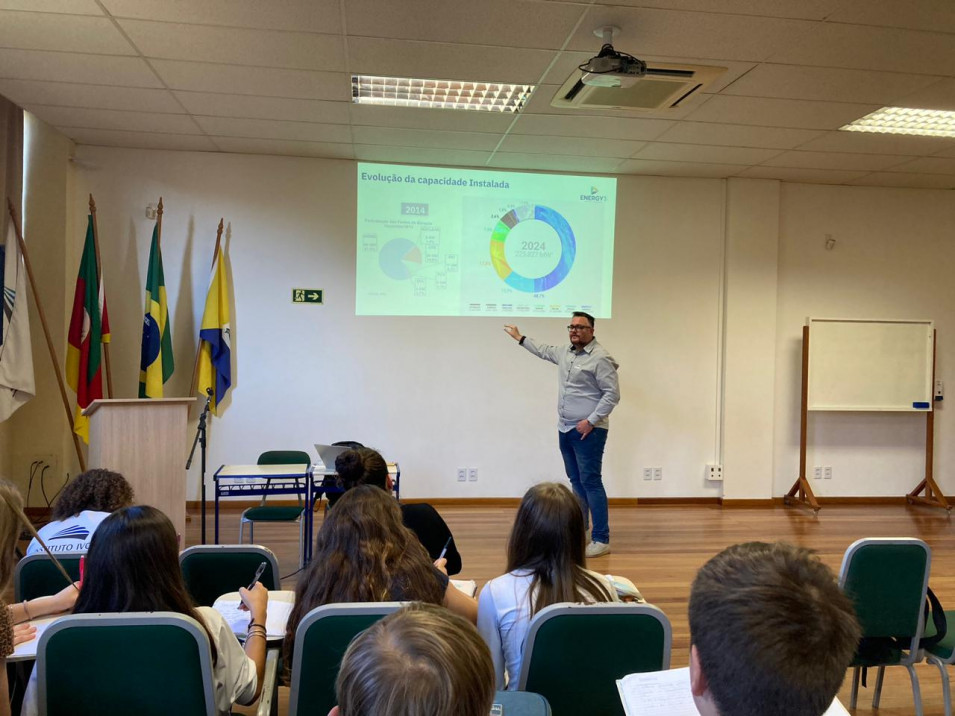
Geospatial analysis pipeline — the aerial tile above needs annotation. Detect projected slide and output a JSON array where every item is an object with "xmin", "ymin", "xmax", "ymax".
[{"xmin": 356, "ymin": 163, "xmax": 616, "ymax": 317}]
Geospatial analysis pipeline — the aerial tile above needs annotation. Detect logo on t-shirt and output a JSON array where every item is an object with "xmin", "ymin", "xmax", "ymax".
[{"xmin": 49, "ymin": 525, "xmax": 90, "ymax": 541}]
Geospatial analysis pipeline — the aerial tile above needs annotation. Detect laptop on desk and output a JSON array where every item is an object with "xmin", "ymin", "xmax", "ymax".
[{"xmin": 314, "ymin": 444, "xmax": 349, "ymax": 470}]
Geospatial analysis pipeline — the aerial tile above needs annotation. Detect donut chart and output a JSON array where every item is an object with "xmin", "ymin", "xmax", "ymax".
[
  {"xmin": 379, "ymin": 238, "xmax": 423, "ymax": 280},
  {"xmin": 489, "ymin": 204, "xmax": 576, "ymax": 293}
]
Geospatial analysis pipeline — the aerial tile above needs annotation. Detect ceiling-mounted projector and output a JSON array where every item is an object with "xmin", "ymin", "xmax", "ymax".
[{"xmin": 552, "ymin": 26, "xmax": 726, "ymax": 111}]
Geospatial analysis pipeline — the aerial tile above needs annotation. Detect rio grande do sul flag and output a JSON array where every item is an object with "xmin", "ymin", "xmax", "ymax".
[
  {"xmin": 139, "ymin": 223, "xmax": 173, "ymax": 398},
  {"xmin": 66, "ymin": 215, "xmax": 110, "ymax": 442},
  {"xmin": 0, "ymin": 214, "xmax": 35, "ymax": 421}
]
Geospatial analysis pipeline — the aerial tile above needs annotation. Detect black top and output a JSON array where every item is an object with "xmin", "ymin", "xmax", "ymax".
[{"xmin": 400, "ymin": 503, "xmax": 462, "ymax": 576}]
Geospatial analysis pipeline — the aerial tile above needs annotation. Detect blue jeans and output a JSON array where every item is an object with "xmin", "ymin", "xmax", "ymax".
[{"xmin": 558, "ymin": 427, "xmax": 609, "ymax": 544}]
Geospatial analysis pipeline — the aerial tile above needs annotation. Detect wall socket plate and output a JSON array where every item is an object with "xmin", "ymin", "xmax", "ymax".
[
  {"xmin": 705, "ymin": 464, "xmax": 722, "ymax": 481},
  {"xmin": 824, "ymin": 466, "xmax": 832, "ymax": 480},
  {"xmin": 468, "ymin": 468, "xmax": 478, "ymax": 482},
  {"xmin": 652, "ymin": 467, "xmax": 662, "ymax": 481},
  {"xmin": 642, "ymin": 467, "xmax": 653, "ymax": 481},
  {"xmin": 456, "ymin": 468, "xmax": 467, "ymax": 482},
  {"xmin": 813, "ymin": 466, "xmax": 822, "ymax": 479}
]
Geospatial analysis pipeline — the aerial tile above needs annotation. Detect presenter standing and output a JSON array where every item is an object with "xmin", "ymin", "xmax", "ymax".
[{"xmin": 504, "ymin": 312, "xmax": 620, "ymax": 557}]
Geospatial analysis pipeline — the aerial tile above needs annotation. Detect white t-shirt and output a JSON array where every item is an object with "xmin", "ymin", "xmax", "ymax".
[
  {"xmin": 26, "ymin": 510, "xmax": 111, "ymax": 556},
  {"xmin": 477, "ymin": 568, "xmax": 618, "ymax": 690},
  {"xmin": 20, "ymin": 607, "xmax": 257, "ymax": 716}
]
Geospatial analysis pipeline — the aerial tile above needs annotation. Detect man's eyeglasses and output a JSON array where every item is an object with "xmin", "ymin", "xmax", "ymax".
[{"xmin": 567, "ymin": 325, "xmax": 592, "ymax": 332}]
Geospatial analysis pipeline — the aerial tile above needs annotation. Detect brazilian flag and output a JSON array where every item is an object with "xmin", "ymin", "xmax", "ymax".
[{"xmin": 139, "ymin": 224, "xmax": 173, "ymax": 397}]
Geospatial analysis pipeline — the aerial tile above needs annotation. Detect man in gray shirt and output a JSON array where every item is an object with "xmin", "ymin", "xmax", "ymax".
[{"xmin": 504, "ymin": 312, "xmax": 620, "ymax": 557}]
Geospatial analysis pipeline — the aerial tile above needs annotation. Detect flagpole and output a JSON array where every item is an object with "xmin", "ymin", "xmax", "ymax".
[
  {"xmin": 88, "ymin": 194, "xmax": 113, "ymax": 399},
  {"xmin": 155, "ymin": 196, "xmax": 163, "ymax": 249},
  {"xmin": 6, "ymin": 199, "xmax": 87, "ymax": 472},
  {"xmin": 190, "ymin": 218, "xmax": 224, "ymax": 397}
]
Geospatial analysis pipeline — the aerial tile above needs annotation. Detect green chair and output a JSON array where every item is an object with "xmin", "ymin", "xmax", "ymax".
[
  {"xmin": 240, "ymin": 450, "xmax": 310, "ymax": 567},
  {"xmin": 288, "ymin": 602, "xmax": 404, "ymax": 716},
  {"xmin": 921, "ymin": 606, "xmax": 954, "ymax": 715},
  {"xmin": 517, "ymin": 602, "xmax": 672, "ymax": 716},
  {"xmin": 37, "ymin": 612, "xmax": 216, "ymax": 716},
  {"xmin": 839, "ymin": 537, "xmax": 931, "ymax": 715},
  {"xmin": 14, "ymin": 553, "xmax": 83, "ymax": 601},
  {"xmin": 179, "ymin": 544, "xmax": 280, "ymax": 607}
]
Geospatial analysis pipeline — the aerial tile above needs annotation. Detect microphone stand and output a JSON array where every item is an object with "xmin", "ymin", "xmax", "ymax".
[{"xmin": 186, "ymin": 389, "xmax": 213, "ymax": 544}]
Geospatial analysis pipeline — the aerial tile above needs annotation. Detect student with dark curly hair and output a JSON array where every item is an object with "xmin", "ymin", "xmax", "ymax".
[
  {"xmin": 333, "ymin": 447, "xmax": 462, "ymax": 575},
  {"xmin": 26, "ymin": 468, "xmax": 134, "ymax": 556}
]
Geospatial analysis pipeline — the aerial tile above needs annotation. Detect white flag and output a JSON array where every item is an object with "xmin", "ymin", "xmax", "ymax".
[{"xmin": 0, "ymin": 219, "xmax": 35, "ymax": 420}]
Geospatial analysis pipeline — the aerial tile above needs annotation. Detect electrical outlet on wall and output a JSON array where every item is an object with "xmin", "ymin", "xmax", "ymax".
[
  {"xmin": 824, "ymin": 466, "xmax": 832, "ymax": 480},
  {"xmin": 652, "ymin": 467, "xmax": 662, "ymax": 481},
  {"xmin": 456, "ymin": 468, "xmax": 467, "ymax": 482},
  {"xmin": 642, "ymin": 467, "xmax": 653, "ymax": 481},
  {"xmin": 813, "ymin": 466, "xmax": 822, "ymax": 479},
  {"xmin": 468, "ymin": 468, "xmax": 478, "ymax": 482}
]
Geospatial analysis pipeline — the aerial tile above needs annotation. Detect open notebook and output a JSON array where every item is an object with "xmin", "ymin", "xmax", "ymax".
[
  {"xmin": 213, "ymin": 590, "xmax": 295, "ymax": 640},
  {"xmin": 617, "ymin": 667, "xmax": 849, "ymax": 716}
]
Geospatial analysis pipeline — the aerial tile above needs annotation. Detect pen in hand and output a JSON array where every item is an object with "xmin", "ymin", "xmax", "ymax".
[
  {"xmin": 438, "ymin": 536, "xmax": 452, "ymax": 561},
  {"xmin": 247, "ymin": 561, "xmax": 267, "ymax": 591}
]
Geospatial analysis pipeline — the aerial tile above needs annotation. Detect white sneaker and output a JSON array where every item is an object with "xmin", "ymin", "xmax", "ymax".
[{"xmin": 586, "ymin": 540, "xmax": 610, "ymax": 558}]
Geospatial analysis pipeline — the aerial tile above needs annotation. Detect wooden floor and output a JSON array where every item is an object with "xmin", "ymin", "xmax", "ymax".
[{"xmin": 191, "ymin": 502, "xmax": 955, "ymax": 716}]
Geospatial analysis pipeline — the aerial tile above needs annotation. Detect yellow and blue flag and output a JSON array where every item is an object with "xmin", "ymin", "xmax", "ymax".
[
  {"xmin": 197, "ymin": 249, "xmax": 231, "ymax": 412},
  {"xmin": 139, "ymin": 224, "xmax": 173, "ymax": 397}
]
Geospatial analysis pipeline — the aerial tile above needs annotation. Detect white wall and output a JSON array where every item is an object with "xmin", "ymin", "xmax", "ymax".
[{"xmin": 9, "ymin": 132, "xmax": 955, "ymax": 503}]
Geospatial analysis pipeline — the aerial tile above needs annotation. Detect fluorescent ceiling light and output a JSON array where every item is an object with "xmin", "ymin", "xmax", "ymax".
[
  {"xmin": 351, "ymin": 75, "xmax": 534, "ymax": 112},
  {"xmin": 841, "ymin": 106, "xmax": 955, "ymax": 138}
]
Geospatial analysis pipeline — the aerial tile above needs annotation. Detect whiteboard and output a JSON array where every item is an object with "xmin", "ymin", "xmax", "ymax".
[{"xmin": 807, "ymin": 318, "xmax": 934, "ymax": 412}]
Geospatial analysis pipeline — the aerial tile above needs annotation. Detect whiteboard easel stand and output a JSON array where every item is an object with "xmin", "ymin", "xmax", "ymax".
[
  {"xmin": 785, "ymin": 326, "xmax": 821, "ymax": 513},
  {"xmin": 906, "ymin": 330, "xmax": 950, "ymax": 511}
]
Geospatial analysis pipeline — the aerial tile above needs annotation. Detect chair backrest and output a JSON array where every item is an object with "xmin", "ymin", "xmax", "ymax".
[
  {"xmin": 258, "ymin": 450, "xmax": 311, "ymax": 466},
  {"xmin": 179, "ymin": 544, "xmax": 281, "ymax": 607},
  {"xmin": 288, "ymin": 602, "xmax": 404, "ymax": 716},
  {"xmin": 14, "ymin": 553, "xmax": 84, "ymax": 601},
  {"xmin": 839, "ymin": 537, "xmax": 931, "ymax": 656},
  {"xmin": 517, "ymin": 602, "xmax": 672, "ymax": 716},
  {"xmin": 37, "ymin": 612, "xmax": 216, "ymax": 716}
]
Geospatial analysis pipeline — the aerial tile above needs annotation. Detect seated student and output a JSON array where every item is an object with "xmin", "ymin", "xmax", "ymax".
[
  {"xmin": 21, "ymin": 505, "xmax": 269, "ymax": 716},
  {"xmin": 688, "ymin": 542, "xmax": 861, "ymax": 716},
  {"xmin": 332, "ymin": 448, "xmax": 462, "ymax": 575},
  {"xmin": 330, "ymin": 602, "xmax": 495, "ymax": 716},
  {"xmin": 284, "ymin": 486, "xmax": 477, "ymax": 674},
  {"xmin": 477, "ymin": 482, "xmax": 619, "ymax": 690},
  {"xmin": 27, "ymin": 468, "xmax": 134, "ymax": 556}
]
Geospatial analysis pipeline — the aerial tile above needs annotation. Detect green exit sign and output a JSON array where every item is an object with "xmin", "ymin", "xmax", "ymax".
[{"xmin": 292, "ymin": 289, "xmax": 323, "ymax": 304}]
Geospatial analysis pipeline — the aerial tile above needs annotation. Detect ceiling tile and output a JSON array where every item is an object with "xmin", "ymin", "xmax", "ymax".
[
  {"xmin": 510, "ymin": 114, "xmax": 673, "ymax": 142},
  {"xmin": 826, "ymin": 0, "xmax": 955, "ymax": 35},
  {"xmin": 566, "ymin": 7, "xmax": 816, "ymax": 62},
  {"xmin": 118, "ymin": 19, "xmax": 345, "ymax": 71},
  {"xmin": 0, "ymin": 80, "xmax": 182, "ymax": 113},
  {"xmin": 61, "ymin": 126, "xmax": 218, "ymax": 151},
  {"xmin": 721, "ymin": 63, "xmax": 940, "ymax": 105},
  {"xmin": 349, "ymin": 104, "xmax": 515, "ymax": 133},
  {"xmin": 736, "ymin": 166, "xmax": 869, "ymax": 184},
  {"xmin": 758, "ymin": 150, "xmax": 915, "ymax": 171},
  {"xmin": 591, "ymin": 0, "xmax": 841, "ymax": 21},
  {"xmin": 175, "ymin": 92, "xmax": 349, "ymax": 124},
  {"xmin": 0, "ymin": 48, "xmax": 161, "ymax": 86},
  {"xmin": 352, "ymin": 126, "xmax": 501, "ymax": 151},
  {"xmin": 0, "ymin": 10, "xmax": 133, "ymax": 54},
  {"xmin": 894, "ymin": 78, "xmax": 955, "ymax": 112},
  {"xmin": 354, "ymin": 145, "xmax": 492, "ymax": 167},
  {"xmin": 101, "ymin": 0, "xmax": 342, "ymax": 33},
  {"xmin": 346, "ymin": 0, "xmax": 583, "ymax": 50},
  {"xmin": 795, "ymin": 130, "xmax": 954, "ymax": 156},
  {"xmin": 615, "ymin": 158, "xmax": 743, "ymax": 177},
  {"xmin": 487, "ymin": 152, "xmax": 622, "ymax": 173},
  {"xmin": 211, "ymin": 137, "xmax": 354, "ymax": 159},
  {"xmin": 347, "ymin": 38, "xmax": 552, "ymax": 85},
  {"xmin": 654, "ymin": 121, "xmax": 824, "ymax": 149},
  {"xmin": 152, "ymin": 60, "xmax": 348, "ymax": 100},
  {"xmin": 886, "ymin": 157, "xmax": 955, "ymax": 175},
  {"xmin": 498, "ymin": 133, "xmax": 645, "ymax": 158},
  {"xmin": 847, "ymin": 172, "xmax": 955, "ymax": 190},
  {"xmin": 684, "ymin": 95, "xmax": 879, "ymax": 130},
  {"xmin": 194, "ymin": 116, "xmax": 351, "ymax": 143},
  {"xmin": 634, "ymin": 142, "xmax": 781, "ymax": 165},
  {"xmin": 30, "ymin": 105, "xmax": 199, "ymax": 133},
  {"xmin": 0, "ymin": 1, "xmax": 101, "ymax": 14},
  {"xmin": 767, "ymin": 23, "xmax": 955, "ymax": 75}
]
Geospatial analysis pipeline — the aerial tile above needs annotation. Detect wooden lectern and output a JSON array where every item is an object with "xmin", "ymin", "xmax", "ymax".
[{"xmin": 84, "ymin": 398, "xmax": 196, "ymax": 539}]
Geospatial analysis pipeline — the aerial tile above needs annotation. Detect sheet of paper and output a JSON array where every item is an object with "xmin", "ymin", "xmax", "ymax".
[
  {"xmin": 617, "ymin": 667, "xmax": 848, "ymax": 716},
  {"xmin": 213, "ymin": 590, "xmax": 295, "ymax": 640},
  {"xmin": 9, "ymin": 615, "xmax": 62, "ymax": 662},
  {"xmin": 617, "ymin": 667, "xmax": 698, "ymax": 716},
  {"xmin": 450, "ymin": 579, "xmax": 477, "ymax": 597}
]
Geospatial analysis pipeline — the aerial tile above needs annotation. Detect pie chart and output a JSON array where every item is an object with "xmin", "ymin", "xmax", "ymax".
[{"xmin": 379, "ymin": 238, "xmax": 423, "ymax": 280}]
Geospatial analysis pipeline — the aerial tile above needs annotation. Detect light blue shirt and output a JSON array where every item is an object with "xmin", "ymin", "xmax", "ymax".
[{"xmin": 521, "ymin": 336, "xmax": 620, "ymax": 432}]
